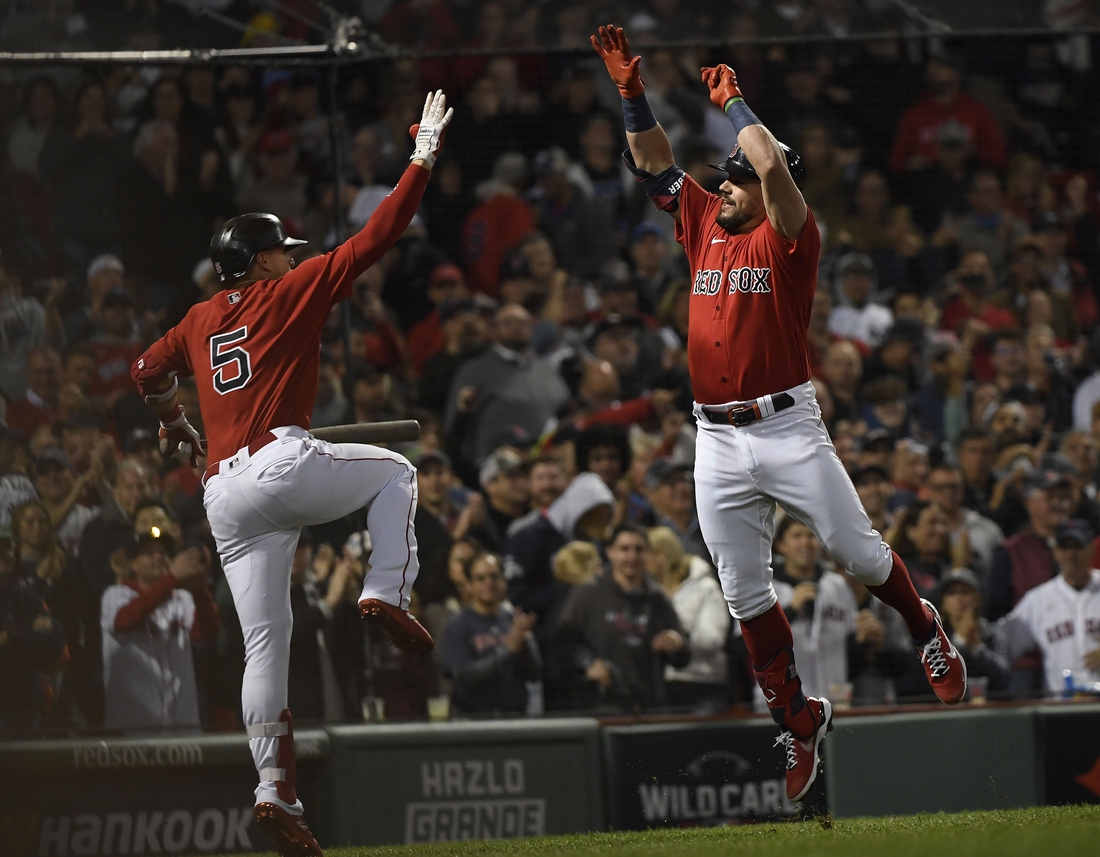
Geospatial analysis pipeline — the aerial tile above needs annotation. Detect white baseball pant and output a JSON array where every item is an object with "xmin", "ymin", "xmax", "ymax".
[
  {"xmin": 693, "ymin": 382, "xmax": 892, "ymax": 622},
  {"xmin": 202, "ymin": 425, "xmax": 419, "ymax": 810}
]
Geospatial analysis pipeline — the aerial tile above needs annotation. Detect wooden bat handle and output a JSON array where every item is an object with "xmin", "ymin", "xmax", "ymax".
[{"xmin": 309, "ymin": 420, "xmax": 421, "ymax": 445}]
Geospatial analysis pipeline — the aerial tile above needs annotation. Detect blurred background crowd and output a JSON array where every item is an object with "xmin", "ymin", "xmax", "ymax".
[{"xmin": 3, "ymin": 0, "xmax": 1100, "ymax": 737}]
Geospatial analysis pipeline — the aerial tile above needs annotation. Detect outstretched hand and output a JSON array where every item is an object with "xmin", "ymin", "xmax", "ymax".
[
  {"xmin": 408, "ymin": 90, "xmax": 454, "ymax": 169},
  {"xmin": 700, "ymin": 64, "xmax": 745, "ymax": 112},
  {"xmin": 590, "ymin": 25, "xmax": 644, "ymax": 99}
]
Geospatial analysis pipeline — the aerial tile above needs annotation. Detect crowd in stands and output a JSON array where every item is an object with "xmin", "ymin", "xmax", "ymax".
[{"xmin": 2, "ymin": 4, "xmax": 1100, "ymax": 736}]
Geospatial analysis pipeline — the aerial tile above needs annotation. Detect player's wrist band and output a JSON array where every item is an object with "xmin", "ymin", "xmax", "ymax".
[
  {"xmin": 724, "ymin": 96, "xmax": 762, "ymax": 135},
  {"xmin": 621, "ymin": 93, "xmax": 657, "ymax": 133}
]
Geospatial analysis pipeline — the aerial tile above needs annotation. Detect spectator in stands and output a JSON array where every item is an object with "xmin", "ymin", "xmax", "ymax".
[
  {"xmin": 33, "ymin": 449, "xmax": 100, "ymax": 558},
  {"xmin": 0, "ymin": 529, "xmax": 65, "ymax": 736},
  {"xmin": 462, "ymin": 152, "xmax": 535, "ymax": 296},
  {"xmin": 0, "ymin": 255, "xmax": 61, "ymax": 404},
  {"xmin": 939, "ymin": 251, "xmax": 1018, "ymax": 381},
  {"xmin": 955, "ymin": 171, "xmax": 1028, "ymax": 278},
  {"xmin": 508, "ymin": 455, "xmax": 569, "ymax": 539},
  {"xmin": 408, "ymin": 263, "xmax": 468, "ymax": 375},
  {"xmin": 288, "ymin": 531, "xmax": 348, "ymax": 721},
  {"xmin": 7, "ymin": 76, "xmax": 59, "ymax": 251},
  {"xmin": 648, "ymin": 526, "xmax": 729, "ymax": 711},
  {"xmin": 440, "ymin": 550, "xmax": 541, "ymax": 714},
  {"xmin": 410, "ymin": 445, "xmax": 488, "ymax": 607},
  {"xmin": 80, "ymin": 459, "xmax": 154, "ymax": 599},
  {"xmin": 886, "ymin": 500, "xmax": 957, "ymax": 596},
  {"xmin": 646, "ymin": 459, "xmax": 708, "ymax": 562},
  {"xmin": 444, "ymin": 303, "xmax": 570, "ymax": 462},
  {"xmin": 957, "ymin": 428, "xmax": 997, "ymax": 515},
  {"xmin": 853, "ymin": 464, "xmax": 895, "ymax": 536},
  {"xmin": 1034, "ymin": 210, "xmax": 1097, "ymax": 331},
  {"xmin": 996, "ymin": 519, "xmax": 1100, "ymax": 696},
  {"xmin": 827, "ymin": 252, "xmax": 893, "ymax": 350},
  {"xmin": 889, "ymin": 439, "xmax": 930, "ymax": 509},
  {"xmin": 888, "ymin": 53, "xmax": 1006, "ymax": 174},
  {"xmin": 87, "ymin": 288, "xmax": 144, "ymax": 403},
  {"xmin": 529, "ymin": 147, "xmax": 616, "ymax": 281},
  {"xmin": 63, "ymin": 253, "xmax": 126, "ymax": 345},
  {"xmin": 909, "ymin": 340, "xmax": 969, "ymax": 447},
  {"xmin": 575, "ymin": 422, "xmax": 631, "ymax": 497},
  {"xmin": 994, "ymin": 238, "xmax": 1075, "ymax": 339},
  {"xmin": 101, "ymin": 530, "xmax": 218, "ymax": 732},
  {"xmin": 926, "ymin": 463, "xmax": 1004, "ymax": 579},
  {"xmin": 346, "ymin": 126, "xmax": 397, "ymax": 234},
  {"xmin": 235, "ymin": 130, "xmax": 308, "ymax": 235},
  {"xmin": 553, "ymin": 522, "xmax": 689, "ymax": 712},
  {"xmin": 988, "ymin": 465, "xmax": 1072, "ymax": 614},
  {"xmin": 821, "ymin": 340, "xmax": 864, "ymax": 425},
  {"xmin": 475, "ymin": 447, "xmax": 529, "ymax": 550},
  {"xmin": 1023, "ymin": 326, "xmax": 1075, "ymax": 432},
  {"xmin": 988, "ymin": 328, "xmax": 1027, "ymax": 395},
  {"xmin": 417, "ymin": 296, "xmax": 492, "ymax": 413},
  {"xmin": 11, "ymin": 498, "xmax": 93, "ymax": 722},
  {"xmin": 504, "ymin": 471, "xmax": 614, "ymax": 625},
  {"xmin": 4, "ymin": 344, "xmax": 61, "ymax": 433},
  {"xmin": 38, "ymin": 79, "xmax": 123, "ymax": 275},
  {"xmin": 629, "ymin": 223, "xmax": 676, "ymax": 315},
  {"xmin": 933, "ymin": 568, "xmax": 1009, "ymax": 695}
]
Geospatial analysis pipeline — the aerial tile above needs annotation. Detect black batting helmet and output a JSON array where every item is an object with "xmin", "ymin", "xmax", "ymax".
[
  {"xmin": 709, "ymin": 142, "xmax": 806, "ymax": 189},
  {"xmin": 209, "ymin": 213, "xmax": 307, "ymax": 283}
]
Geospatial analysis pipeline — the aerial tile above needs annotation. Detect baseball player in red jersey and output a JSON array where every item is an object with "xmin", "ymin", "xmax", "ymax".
[
  {"xmin": 592, "ymin": 27, "xmax": 968, "ymax": 802},
  {"xmin": 130, "ymin": 92, "xmax": 453, "ymax": 856}
]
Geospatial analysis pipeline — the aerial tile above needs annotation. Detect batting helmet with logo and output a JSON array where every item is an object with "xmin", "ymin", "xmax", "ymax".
[
  {"xmin": 709, "ymin": 142, "xmax": 806, "ymax": 189},
  {"xmin": 209, "ymin": 213, "xmax": 307, "ymax": 283}
]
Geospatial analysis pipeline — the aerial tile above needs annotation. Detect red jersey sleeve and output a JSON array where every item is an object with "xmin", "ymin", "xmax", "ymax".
[
  {"xmin": 275, "ymin": 163, "xmax": 430, "ymax": 312},
  {"xmin": 132, "ymin": 310, "xmax": 195, "ymax": 396},
  {"xmin": 757, "ymin": 207, "xmax": 821, "ymax": 284},
  {"xmin": 674, "ymin": 176, "xmax": 721, "ymax": 260}
]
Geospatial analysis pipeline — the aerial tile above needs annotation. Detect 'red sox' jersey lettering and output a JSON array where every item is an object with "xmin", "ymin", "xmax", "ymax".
[{"xmin": 675, "ymin": 175, "xmax": 820, "ymax": 405}]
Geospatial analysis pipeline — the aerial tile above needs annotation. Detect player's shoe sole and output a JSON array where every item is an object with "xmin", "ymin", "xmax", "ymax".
[
  {"xmin": 358, "ymin": 598, "xmax": 434, "ymax": 652},
  {"xmin": 918, "ymin": 599, "xmax": 968, "ymax": 705},
  {"xmin": 254, "ymin": 803, "xmax": 323, "ymax": 857},
  {"xmin": 777, "ymin": 696, "xmax": 833, "ymax": 803}
]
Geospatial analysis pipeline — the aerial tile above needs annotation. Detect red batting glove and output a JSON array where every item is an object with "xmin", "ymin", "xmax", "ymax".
[
  {"xmin": 158, "ymin": 406, "xmax": 205, "ymax": 468},
  {"xmin": 590, "ymin": 25, "xmax": 644, "ymax": 99},
  {"xmin": 701, "ymin": 64, "xmax": 745, "ymax": 112}
]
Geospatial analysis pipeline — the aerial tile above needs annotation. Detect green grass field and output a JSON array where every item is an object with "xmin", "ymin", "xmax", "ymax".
[{"xmin": 231, "ymin": 805, "xmax": 1100, "ymax": 857}]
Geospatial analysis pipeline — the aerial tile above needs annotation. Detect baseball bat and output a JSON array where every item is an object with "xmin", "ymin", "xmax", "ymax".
[{"xmin": 309, "ymin": 420, "xmax": 421, "ymax": 445}]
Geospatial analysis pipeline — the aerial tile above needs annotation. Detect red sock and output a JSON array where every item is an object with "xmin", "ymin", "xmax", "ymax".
[
  {"xmin": 742, "ymin": 603, "xmax": 816, "ymax": 739},
  {"xmin": 867, "ymin": 551, "xmax": 934, "ymax": 641}
]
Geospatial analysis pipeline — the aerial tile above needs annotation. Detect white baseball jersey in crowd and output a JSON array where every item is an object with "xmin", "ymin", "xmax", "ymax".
[
  {"xmin": 740, "ymin": 568, "xmax": 858, "ymax": 710},
  {"xmin": 101, "ymin": 585, "xmax": 201, "ymax": 732},
  {"xmin": 996, "ymin": 570, "xmax": 1100, "ymax": 692}
]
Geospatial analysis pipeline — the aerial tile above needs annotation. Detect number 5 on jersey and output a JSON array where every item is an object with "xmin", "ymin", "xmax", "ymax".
[{"xmin": 211, "ymin": 326, "xmax": 253, "ymax": 394}]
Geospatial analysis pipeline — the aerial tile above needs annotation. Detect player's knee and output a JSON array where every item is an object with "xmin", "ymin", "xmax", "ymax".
[
  {"xmin": 841, "ymin": 540, "xmax": 892, "ymax": 586},
  {"xmin": 725, "ymin": 584, "xmax": 779, "ymax": 623}
]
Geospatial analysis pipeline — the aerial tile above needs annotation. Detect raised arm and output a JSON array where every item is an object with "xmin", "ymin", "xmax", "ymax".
[
  {"xmin": 701, "ymin": 64, "xmax": 807, "ymax": 240},
  {"xmin": 592, "ymin": 25, "xmax": 685, "ymax": 222}
]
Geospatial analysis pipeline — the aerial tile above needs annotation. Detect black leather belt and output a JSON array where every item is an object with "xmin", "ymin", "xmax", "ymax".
[{"xmin": 702, "ymin": 392, "xmax": 796, "ymax": 427}]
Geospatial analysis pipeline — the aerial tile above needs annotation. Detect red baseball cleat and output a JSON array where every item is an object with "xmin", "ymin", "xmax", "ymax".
[
  {"xmin": 774, "ymin": 696, "xmax": 832, "ymax": 802},
  {"xmin": 358, "ymin": 598, "xmax": 434, "ymax": 652},
  {"xmin": 253, "ymin": 803, "xmax": 322, "ymax": 857},
  {"xmin": 918, "ymin": 599, "xmax": 968, "ymax": 704}
]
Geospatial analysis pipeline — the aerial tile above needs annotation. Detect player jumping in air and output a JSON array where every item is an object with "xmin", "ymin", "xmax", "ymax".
[
  {"xmin": 131, "ymin": 92, "xmax": 453, "ymax": 857},
  {"xmin": 591, "ymin": 26, "xmax": 967, "ymax": 802}
]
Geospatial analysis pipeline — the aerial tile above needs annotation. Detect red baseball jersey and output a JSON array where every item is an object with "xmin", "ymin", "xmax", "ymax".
[
  {"xmin": 676, "ymin": 175, "xmax": 821, "ymax": 405},
  {"xmin": 133, "ymin": 165, "xmax": 430, "ymax": 466}
]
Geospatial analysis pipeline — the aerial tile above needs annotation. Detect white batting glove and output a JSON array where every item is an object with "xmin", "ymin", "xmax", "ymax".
[
  {"xmin": 158, "ymin": 406, "xmax": 205, "ymax": 468},
  {"xmin": 408, "ymin": 90, "xmax": 454, "ymax": 168}
]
